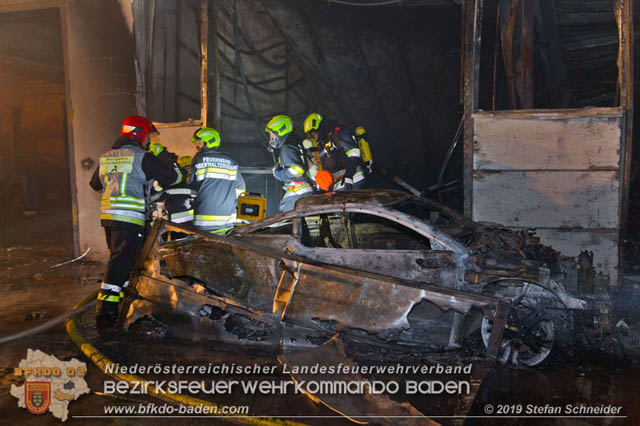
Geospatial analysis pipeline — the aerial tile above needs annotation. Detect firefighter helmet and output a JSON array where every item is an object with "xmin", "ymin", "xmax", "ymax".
[
  {"xmin": 303, "ymin": 112, "xmax": 323, "ymax": 134},
  {"xmin": 177, "ymin": 156, "xmax": 193, "ymax": 168},
  {"xmin": 265, "ymin": 115, "xmax": 293, "ymax": 149},
  {"xmin": 148, "ymin": 142, "xmax": 165, "ymax": 156},
  {"xmin": 192, "ymin": 127, "xmax": 221, "ymax": 148},
  {"xmin": 121, "ymin": 115, "xmax": 158, "ymax": 143},
  {"xmin": 178, "ymin": 155, "xmax": 193, "ymax": 179}
]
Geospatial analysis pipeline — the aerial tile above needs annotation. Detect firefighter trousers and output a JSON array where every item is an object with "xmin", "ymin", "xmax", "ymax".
[{"xmin": 96, "ymin": 226, "xmax": 144, "ymax": 324}]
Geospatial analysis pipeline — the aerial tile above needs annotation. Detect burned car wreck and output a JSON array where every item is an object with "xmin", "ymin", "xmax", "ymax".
[{"xmin": 122, "ymin": 189, "xmax": 589, "ymax": 367}]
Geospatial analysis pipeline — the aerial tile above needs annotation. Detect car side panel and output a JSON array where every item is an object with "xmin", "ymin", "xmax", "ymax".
[
  {"xmin": 283, "ymin": 262, "xmax": 429, "ymax": 338},
  {"xmin": 156, "ymin": 238, "xmax": 286, "ymax": 313},
  {"xmin": 286, "ymin": 240, "xmax": 458, "ymax": 288}
]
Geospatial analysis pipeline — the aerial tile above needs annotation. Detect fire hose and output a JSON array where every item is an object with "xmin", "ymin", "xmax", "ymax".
[
  {"xmin": 0, "ymin": 290, "xmax": 308, "ymax": 426},
  {"xmin": 64, "ymin": 292, "xmax": 310, "ymax": 426},
  {"xmin": 0, "ymin": 297, "xmax": 97, "ymax": 345}
]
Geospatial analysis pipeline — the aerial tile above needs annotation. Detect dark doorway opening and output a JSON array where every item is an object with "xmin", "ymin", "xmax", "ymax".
[{"xmin": 0, "ymin": 8, "xmax": 72, "ymax": 246}]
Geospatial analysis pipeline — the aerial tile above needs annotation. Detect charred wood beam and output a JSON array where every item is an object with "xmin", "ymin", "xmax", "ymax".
[
  {"xmin": 459, "ymin": 0, "xmax": 466, "ymax": 105},
  {"xmin": 520, "ymin": 0, "xmax": 534, "ymax": 108},
  {"xmin": 200, "ymin": 0, "xmax": 220, "ymax": 127},
  {"xmin": 492, "ymin": 2, "xmax": 500, "ymax": 111},
  {"xmin": 462, "ymin": 0, "xmax": 483, "ymax": 218},
  {"xmin": 499, "ymin": 0, "xmax": 520, "ymax": 109},
  {"xmin": 615, "ymin": 0, "xmax": 634, "ymax": 287},
  {"xmin": 485, "ymin": 300, "xmax": 510, "ymax": 359}
]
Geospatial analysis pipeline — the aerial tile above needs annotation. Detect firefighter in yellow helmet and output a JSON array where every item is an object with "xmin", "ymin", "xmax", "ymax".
[
  {"xmin": 265, "ymin": 115, "xmax": 313, "ymax": 211},
  {"xmin": 303, "ymin": 112, "xmax": 366, "ymax": 191}
]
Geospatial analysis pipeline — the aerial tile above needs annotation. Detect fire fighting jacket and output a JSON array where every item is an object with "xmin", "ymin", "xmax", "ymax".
[
  {"xmin": 163, "ymin": 182, "xmax": 196, "ymax": 224},
  {"xmin": 90, "ymin": 136, "xmax": 182, "ymax": 229},
  {"xmin": 273, "ymin": 134, "xmax": 313, "ymax": 199},
  {"xmin": 149, "ymin": 148, "xmax": 194, "ymax": 224},
  {"xmin": 189, "ymin": 147, "xmax": 245, "ymax": 230},
  {"xmin": 326, "ymin": 125, "xmax": 365, "ymax": 190}
]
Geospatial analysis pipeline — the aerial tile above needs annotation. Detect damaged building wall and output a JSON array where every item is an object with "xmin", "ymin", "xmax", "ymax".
[
  {"xmin": 472, "ymin": 108, "xmax": 623, "ymax": 284},
  {"xmin": 66, "ymin": 0, "xmax": 138, "ymax": 260},
  {"xmin": 0, "ymin": 0, "xmax": 138, "ymax": 260},
  {"xmin": 0, "ymin": 6, "xmax": 70, "ymax": 242},
  {"xmin": 463, "ymin": 0, "xmax": 634, "ymax": 289}
]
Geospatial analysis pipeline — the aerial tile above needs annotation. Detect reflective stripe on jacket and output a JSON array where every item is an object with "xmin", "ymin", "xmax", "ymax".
[
  {"xmin": 332, "ymin": 169, "xmax": 365, "ymax": 191},
  {"xmin": 170, "ymin": 209, "xmax": 194, "ymax": 223},
  {"xmin": 190, "ymin": 148, "xmax": 245, "ymax": 229},
  {"xmin": 98, "ymin": 144, "xmax": 148, "ymax": 227},
  {"xmin": 193, "ymin": 213, "xmax": 237, "ymax": 228},
  {"xmin": 273, "ymin": 134, "xmax": 312, "ymax": 186},
  {"xmin": 283, "ymin": 181, "xmax": 313, "ymax": 198},
  {"xmin": 330, "ymin": 126, "xmax": 366, "ymax": 187},
  {"xmin": 164, "ymin": 185, "xmax": 195, "ymax": 224}
]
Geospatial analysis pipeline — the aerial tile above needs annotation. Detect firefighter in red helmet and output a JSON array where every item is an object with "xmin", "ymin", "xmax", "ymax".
[{"xmin": 89, "ymin": 115, "xmax": 182, "ymax": 328}]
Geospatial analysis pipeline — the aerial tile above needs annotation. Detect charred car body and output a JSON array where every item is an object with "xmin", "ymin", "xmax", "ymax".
[{"xmin": 123, "ymin": 190, "xmax": 589, "ymax": 366}]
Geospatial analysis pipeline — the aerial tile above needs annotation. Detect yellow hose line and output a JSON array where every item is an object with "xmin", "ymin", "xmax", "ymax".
[{"xmin": 65, "ymin": 291, "xmax": 309, "ymax": 426}]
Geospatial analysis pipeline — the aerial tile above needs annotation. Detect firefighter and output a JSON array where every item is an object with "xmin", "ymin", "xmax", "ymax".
[
  {"xmin": 163, "ymin": 155, "xmax": 195, "ymax": 226},
  {"xmin": 190, "ymin": 128, "xmax": 245, "ymax": 233},
  {"xmin": 89, "ymin": 115, "xmax": 182, "ymax": 327},
  {"xmin": 146, "ymin": 141, "xmax": 183, "ymax": 223},
  {"xmin": 148, "ymin": 141, "xmax": 195, "ymax": 226},
  {"xmin": 148, "ymin": 139, "xmax": 178, "ymax": 166},
  {"xmin": 303, "ymin": 112, "xmax": 367, "ymax": 191},
  {"xmin": 265, "ymin": 115, "xmax": 313, "ymax": 212}
]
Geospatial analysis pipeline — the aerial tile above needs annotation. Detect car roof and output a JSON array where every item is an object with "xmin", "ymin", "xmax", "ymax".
[{"xmin": 294, "ymin": 189, "xmax": 412, "ymax": 208}]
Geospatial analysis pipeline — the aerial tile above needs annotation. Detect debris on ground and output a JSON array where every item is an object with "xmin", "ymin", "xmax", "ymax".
[{"xmin": 24, "ymin": 311, "xmax": 46, "ymax": 321}]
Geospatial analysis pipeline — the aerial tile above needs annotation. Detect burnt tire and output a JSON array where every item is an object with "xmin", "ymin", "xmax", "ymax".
[{"xmin": 481, "ymin": 297, "xmax": 555, "ymax": 367}]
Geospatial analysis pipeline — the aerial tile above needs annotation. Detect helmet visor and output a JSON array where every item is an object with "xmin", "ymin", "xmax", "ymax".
[{"xmin": 191, "ymin": 128, "xmax": 201, "ymax": 143}]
